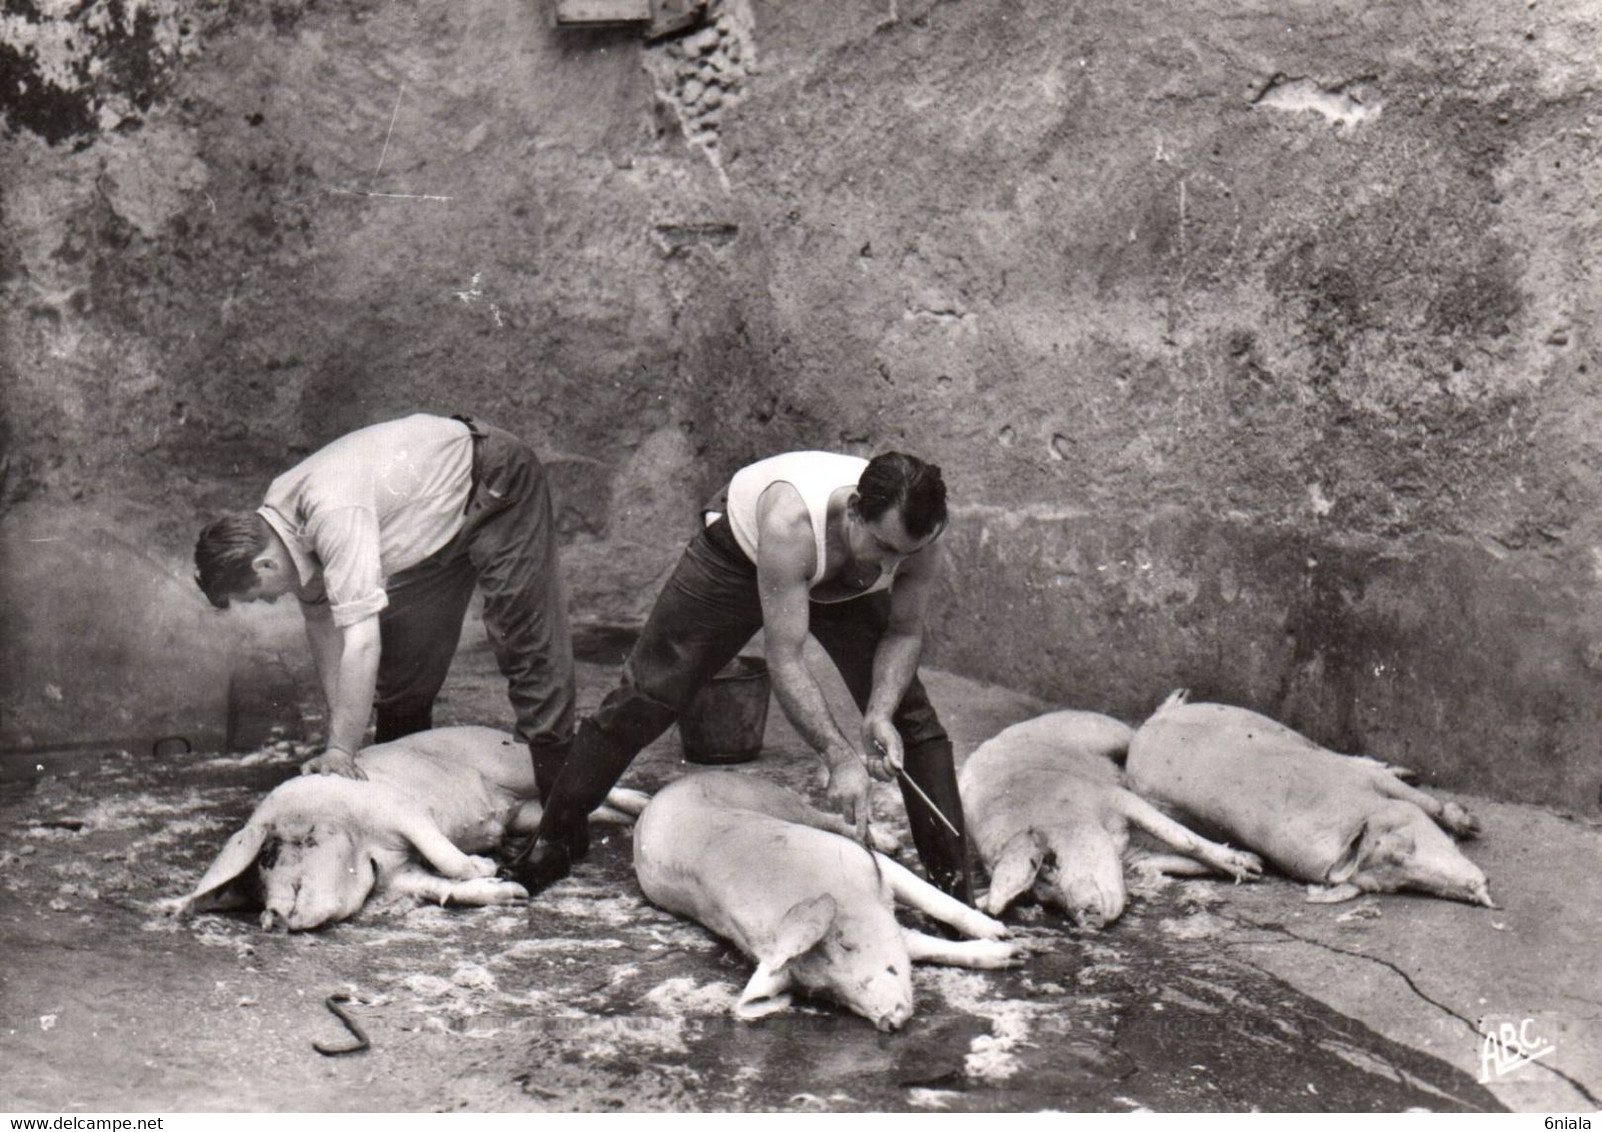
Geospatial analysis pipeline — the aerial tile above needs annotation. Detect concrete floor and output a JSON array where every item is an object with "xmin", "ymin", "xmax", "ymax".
[{"xmin": 1, "ymin": 627, "xmax": 1596, "ymax": 1113}]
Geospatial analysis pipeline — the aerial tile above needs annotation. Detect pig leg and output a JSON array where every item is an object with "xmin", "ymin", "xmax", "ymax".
[
  {"xmin": 1129, "ymin": 852, "xmax": 1216, "ymax": 878},
  {"xmin": 902, "ymin": 929, "xmax": 1020, "ymax": 969},
  {"xmin": 805, "ymin": 809, "xmax": 902, "ymax": 856},
  {"xmin": 879, "ymin": 854, "xmax": 1009, "ymax": 940},
  {"xmin": 1370, "ymin": 776, "xmax": 1479, "ymax": 838},
  {"xmin": 755, "ymin": 796, "xmax": 900, "ymax": 855},
  {"xmin": 1118, "ymin": 793, "xmax": 1263, "ymax": 881},
  {"xmin": 381, "ymin": 805, "xmax": 499, "ymax": 881},
  {"xmin": 506, "ymin": 786, "xmax": 652, "ymax": 835},
  {"xmin": 714, "ymin": 777, "xmax": 903, "ymax": 855},
  {"xmin": 599, "ymin": 786, "xmax": 651, "ymax": 818},
  {"xmin": 507, "ymin": 799, "xmax": 543, "ymax": 836},
  {"xmin": 387, "ymin": 866, "xmax": 529, "ymax": 906},
  {"xmin": 1345, "ymin": 755, "xmax": 1416, "ymax": 781}
]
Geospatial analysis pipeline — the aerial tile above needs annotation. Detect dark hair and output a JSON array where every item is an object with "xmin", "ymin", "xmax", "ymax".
[
  {"xmin": 856, "ymin": 451, "xmax": 948, "ymax": 540},
  {"xmin": 194, "ymin": 512, "xmax": 271, "ymax": 609}
]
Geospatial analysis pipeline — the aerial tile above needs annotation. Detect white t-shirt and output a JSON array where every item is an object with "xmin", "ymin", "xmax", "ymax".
[{"xmin": 258, "ymin": 414, "xmax": 474, "ymax": 626}]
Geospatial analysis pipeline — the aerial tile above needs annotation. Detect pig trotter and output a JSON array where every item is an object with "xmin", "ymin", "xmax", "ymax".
[
  {"xmin": 903, "ymin": 929, "xmax": 1021, "ymax": 969},
  {"xmin": 1215, "ymin": 846, "xmax": 1264, "ymax": 882},
  {"xmin": 1437, "ymin": 800, "xmax": 1480, "ymax": 838}
]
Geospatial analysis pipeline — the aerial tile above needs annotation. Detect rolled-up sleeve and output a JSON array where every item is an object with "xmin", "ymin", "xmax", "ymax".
[{"xmin": 307, "ymin": 506, "xmax": 390, "ymax": 627}]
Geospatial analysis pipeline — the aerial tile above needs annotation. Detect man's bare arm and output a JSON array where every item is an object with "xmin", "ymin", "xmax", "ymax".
[
  {"xmin": 301, "ymin": 602, "xmax": 342, "ymax": 711},
  {"xmin": 755, "ymin": 485, "xmax": 873, "ymax": 826},
  {"xmin": 300, "ymin": 613, "xmax": 381, "ymax": 779}
]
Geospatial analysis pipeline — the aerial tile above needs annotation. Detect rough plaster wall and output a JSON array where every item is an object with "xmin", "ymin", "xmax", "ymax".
[{"xmin": 2, "ymin": 0, "xmax": 1600, "ymax": 810}]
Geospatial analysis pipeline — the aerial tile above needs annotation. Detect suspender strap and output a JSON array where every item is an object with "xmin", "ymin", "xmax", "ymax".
[{"xmin": 451, "ymin": 413, "xmax": 488, "ymax": 511}]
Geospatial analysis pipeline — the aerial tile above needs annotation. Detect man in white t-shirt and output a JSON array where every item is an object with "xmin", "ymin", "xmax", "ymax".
[
  {"xmin": 507, "ymin": 450, "xmax": 973, "ymax": 903},
  {"xmin": 193, "ymin": 413, "xmax": 575, "ymax": 795}
]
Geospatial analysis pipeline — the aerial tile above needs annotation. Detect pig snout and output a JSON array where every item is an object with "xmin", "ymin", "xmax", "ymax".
[
  {"xmin": 1042, "ymin": 829, "xmax": 1127, "ymax": 931},
  {"xmin": 1057, "ymin": 877, "xmax": 1126, "ymax": 931},
  {"xmin": 865, "ymin": 976, "xmax": 916, "ymax": 1032},
  {"xmin": 844, "ymin": 963, "xmax": 915, "ymax": 1033},
  {"xmin": 807, "ymin": 938, "xmax": 915, "ymax": 1032},
  {"xmin": 877, "ymin": 1010, "xmax": 911, "ymax": 1033},
  {"xmin": 258, "ymin": 828, "xmax": 376, "ymax": 931}
]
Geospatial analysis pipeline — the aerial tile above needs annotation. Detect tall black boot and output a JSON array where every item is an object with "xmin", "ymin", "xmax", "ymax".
[
  {"xmin": 501, "ymin": 718, "xmax": 644, "ymax": 896},
  {"xmin": 528, "ymin": 738, "xmax": 572, "ymax": 806},
  {"xmin": 375, "ymin": 703, "xmax": 433, "ymax": 744},
  {"xmin": 900, "ymin": 737, "xmax": 975, "ymax": 906},
  {"xmin": 501, "ymin": 787, "xmax": 591, "ymax": 893}
]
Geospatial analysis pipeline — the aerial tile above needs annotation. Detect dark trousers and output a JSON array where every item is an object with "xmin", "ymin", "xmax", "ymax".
[
  {"xmin": 371, "ymin": 419, "xmax": 576, "ymax": 763},
  {"xmin": 545, "ymin": 516, "xmax": 971, "ymax": 896}
]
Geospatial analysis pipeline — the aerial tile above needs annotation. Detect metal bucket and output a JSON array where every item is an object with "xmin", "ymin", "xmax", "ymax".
[{"xmin": 678, "ymin": 654, "xmax": 771, "ymax": 765}]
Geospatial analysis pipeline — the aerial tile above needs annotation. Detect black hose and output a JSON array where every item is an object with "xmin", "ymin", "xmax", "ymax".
[{"xmin": 312, "ymin": 993, "xmax": 370, "ymax": 1056}]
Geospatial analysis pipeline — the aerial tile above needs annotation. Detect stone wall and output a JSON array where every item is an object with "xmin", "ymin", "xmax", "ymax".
[{"xmin": 3, "ymin": 0, "xmax": 1599, "ymax": 810}]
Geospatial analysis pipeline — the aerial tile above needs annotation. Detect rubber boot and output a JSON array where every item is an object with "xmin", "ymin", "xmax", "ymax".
[
  {"xmin": 374, "ymin": 703, "xmax": 432, "ymax": 744},
  {"xmin": 900, "ymin": 736, "xmax": 975, "ymax": 906},
  {"xmin": 528, "ymin": 738, "xmax": 572, "ymax": 806},
  {"xmin": 500, "ymin": 718, "xmax": 642, "ymax": 896},
  {"xmin": 500, "ymin": 791, "xmax": 590, "ymax": 894}
]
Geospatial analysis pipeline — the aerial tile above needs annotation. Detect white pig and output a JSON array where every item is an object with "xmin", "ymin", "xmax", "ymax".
[
  {"xmin": 1126, "ymin": 691, "xmax": 1492, "ymax": 906},
  {"xmin": 169, "ymin": 726, "xmax": 648, "ymax": 930},
  {"xmin": 634, "ymin": 771, "xmax": 1019, "ymax": 1032},
  {"xmin": 960, "ymin": 710, "xmax": 1262, "ymax": 928}
]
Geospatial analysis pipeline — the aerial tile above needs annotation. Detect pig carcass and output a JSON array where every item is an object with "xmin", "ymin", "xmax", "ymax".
[
  {"xmin": 960, "ymin": 710, "xmax": 1263, "ymax": 928},
  {"xmin": 634, "ymin": 771, "xmax": 1019, "ymax": 1031},
  {"xmin": 1126, "ymin": 691, "xmax": 1492, "ymax": 906},
  {"xmin": 168, "ymin": 726, "xmax": 649, "ymax": 930}
]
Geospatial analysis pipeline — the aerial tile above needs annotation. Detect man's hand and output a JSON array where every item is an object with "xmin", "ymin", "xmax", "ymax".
[
  {"xmin": 862, "ymin": 717, "xmax": 903, "ymax": 782},
  {"xmin": 300, "ymin": 748, "xmax": 367, "ymax": 780},
  {"xmin": 824, "ymin": 754, "xmax": 874, "ymax": 841}
]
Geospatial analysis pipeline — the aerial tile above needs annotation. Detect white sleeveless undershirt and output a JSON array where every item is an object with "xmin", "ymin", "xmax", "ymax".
[{"xmin": 725, "ymin": 451, "xmax": 893, "ymax": 599}]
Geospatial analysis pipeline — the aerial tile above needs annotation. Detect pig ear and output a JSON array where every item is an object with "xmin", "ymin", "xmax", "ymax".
[
  {"xmin": 1327, "ymin": 822, "xmax": 1368, "ymax": 885},
  {"xmin": 980, "ymin": 829, "xmax": 1049, "ymax": 916},
  {"xmin": 175, "ymin": 817, "xmax": 273, "ymax": 913},
  {"xmin": 741, "ymin": 900, "xmax": 832, "ymax": 1020},
  {"xmin": 769, "ymin": 894, "xmax": 838, "ymax": 969},
  {"xmin": 735, "ymin": 963, "xmax": 794, "ymax": 1021}
]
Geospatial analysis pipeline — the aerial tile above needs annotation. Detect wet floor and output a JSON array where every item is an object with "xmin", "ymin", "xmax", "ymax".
[{"xmin": 0, "ymin": 629, "xmax": 1508, "ymax": 1112}]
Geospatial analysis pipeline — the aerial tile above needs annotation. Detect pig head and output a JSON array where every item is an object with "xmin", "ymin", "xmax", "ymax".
[
  {"xmin": 175, "ymin": 775, "xmax": 421, "ymax": 930},
  {"xmin": 962, "ymin": 710, "xmax": 1135, "ymax": 928},
  {"xmin": 994, "ymin": 822, "xmax": 1132, "ymax": 930},
  {"xmin": 635, "ymin": 772, "xmax": 1016, "ymax": 1031},
  {"xmin": 1126, "ymin": 692, "xmax": 1492, "ymax": 907},
  {"xmin": 1318, "ymin": 799, "xmax": 1492, "ymax": 906}
]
